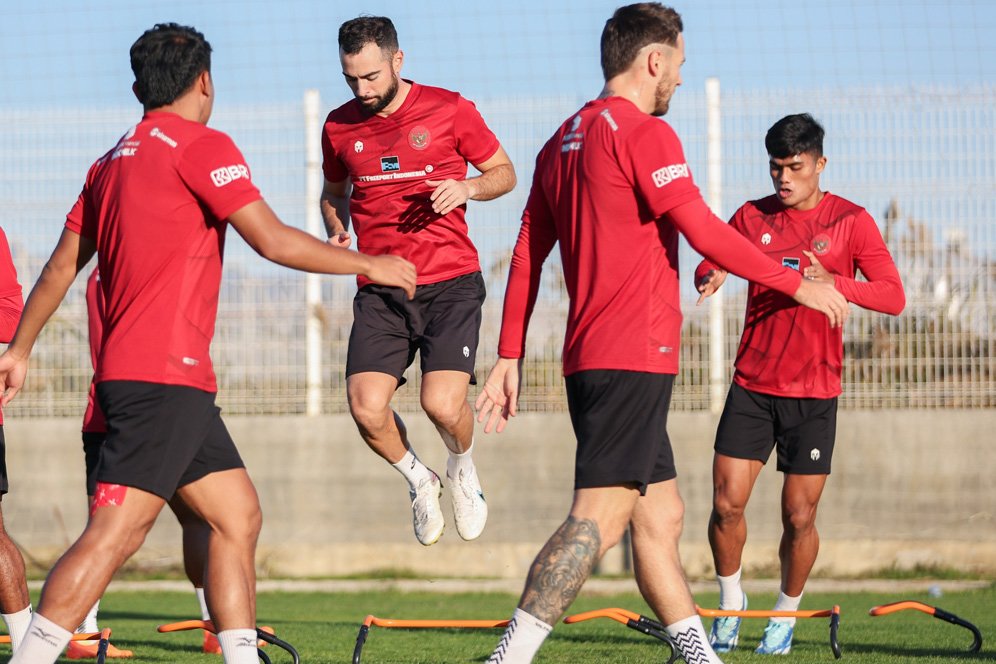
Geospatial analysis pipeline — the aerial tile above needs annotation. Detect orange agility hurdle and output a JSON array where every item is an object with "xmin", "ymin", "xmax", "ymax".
[
  {"xmin": 869, "ymin": 600, "xmax": 982, "ymax": 653},
  {"xmin": 563, "ymin": 607, "xmax": 678, "ymax": 663},
  {"xmin": 157, "ymin": 619, "xmax": 299, "ymax": 664},
  {"xmin": 697, "ymin": 605, "xmax": 842, "ymax": 659},
  {"xmin": 352, "ymin": 615, "xmax": 510, "ymax": 664}
]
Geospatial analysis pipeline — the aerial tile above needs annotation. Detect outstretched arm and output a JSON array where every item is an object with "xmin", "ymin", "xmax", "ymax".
[{"xmin": 0, "ymin": 229, "xmax": 95, "ymax": 405}]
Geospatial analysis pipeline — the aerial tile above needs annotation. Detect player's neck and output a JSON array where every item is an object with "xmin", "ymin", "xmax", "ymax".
[
  {"xmin": 786, "ymin": 189, "xmax": 825, "ymax": 212},
  {"xmin": 599, "ymin": 74, "xmax": 654, "ymax": 114},
  {"xmin": 375, "ymin": 79, "xmax": 413, "ymax": 118}
]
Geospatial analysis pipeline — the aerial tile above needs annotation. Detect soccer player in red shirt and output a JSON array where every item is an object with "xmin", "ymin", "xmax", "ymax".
[
  {"xmin": 321, "ymin": 16, "xmax": 516, "ymax": 546},
  {"xmin": 0, "ymin": 24, "xmax": 415, "ymax": 664},
  {"xmin": 474, "ymin": 6, "xmax": 848, "ymax": 663},
  {"xmin": 696, "ymin": 113, "xmax": 905, "ymax": 655},
  {"xmin": 0, "ymin": 227, "xmax": 31, "ymax": 654}
]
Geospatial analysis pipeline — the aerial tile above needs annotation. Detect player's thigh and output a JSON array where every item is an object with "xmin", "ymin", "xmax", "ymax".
[
  {"xmin": 347, "ymin": 284, "xmax": 416, "ymax": 385},
  {"xmin": 712, "ymin": 453, "xmax": 765, "ymax": 512},
  {"xmin": 565, "ymin": 370, "xmax": 676, "ymax": 495},
  {"xmin": 176, "ymin": 468, "xmax": 261, "ymax": 537},
  {"xmin": 419, "ymin": 370, "xmax": 471, "ymax": 414},
  {"xmin": 773, "ymin": 396, "xmax": 838, "ymax": 474},
  {"xmin": 632, "ymin": 477, "xmax": 684, "ymax": 540},
  {"xmin": 714, "ymin": 383, "xmax": 778, "ymax": 464},
  {"xmin": 347, "ymin": 371, "xmax": 403, "ymax": 417},
  {"xmin": 419, "ymin": 272, "xmax": 484, "ymax": 380}
]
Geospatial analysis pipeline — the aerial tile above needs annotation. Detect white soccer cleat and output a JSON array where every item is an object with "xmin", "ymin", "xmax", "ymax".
[
  {"xmin": 410, "ymin": 472, "xmax": 445, "ymax": 546},
  {"xmin": 448, "ymin": 466, "xmax": 488, "ymax": 541}
]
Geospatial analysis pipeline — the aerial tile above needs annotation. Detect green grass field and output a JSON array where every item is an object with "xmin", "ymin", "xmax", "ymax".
[{"xmin": 22, "ymin": 585, "xmax": 996, "ymax": 663}]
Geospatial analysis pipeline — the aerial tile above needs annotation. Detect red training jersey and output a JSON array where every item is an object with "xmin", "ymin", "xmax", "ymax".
[
  {"xmin": 65, "ymin": 112, "xmax": 262, "ymax": 393},
  {"xmin": 695, "ymin": 193, "xmax": 905, "ymax": 398},
  {"xmin": 0, "ymin": 228, "xmax": 23, "ymax": 426},
  {"xmin": 498, "ymin": 97, "xmax": 802, "ymax": 375},
  {"xmin": 321, "ymin": 81, "xmax": 501, "ymax": 287},
  {"xmin": 82, "ymin": 268, "xmax": 106, "ymax": 434}
]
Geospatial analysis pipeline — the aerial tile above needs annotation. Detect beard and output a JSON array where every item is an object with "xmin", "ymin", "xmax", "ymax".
[
  {"xmin": 652, "ymin": 79, "xmax": 674, "ymax": 117},
  {"xmin": 359, "ymin": 74, "xmax": 400, "ymax": 114}
]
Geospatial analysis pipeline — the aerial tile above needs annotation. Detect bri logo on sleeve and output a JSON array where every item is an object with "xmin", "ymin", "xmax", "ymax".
[
  {"xmin": 210, "ymin": 164, "xmax": 251, "ymax": 187},
  {"xmin": 651, "ymin": 163, "xmax": 690, "ymax": 188}
]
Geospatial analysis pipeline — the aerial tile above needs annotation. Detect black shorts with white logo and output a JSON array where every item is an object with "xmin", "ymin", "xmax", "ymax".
[
  {"xmin": 0, "ymin": 426, "xmax": 7, "ymax": 495},
  {"xmin": 96, "ymin": 381, "xmax": 245, "ymax": 499},
  {"xmin": 714, "ymin": 382, "xmax": 837, "ymax": 475},
  {"xmin": 346, "ymin": 271, "xmax": 485, "ymax": 386},
  {"xmin": 565, "ymin": 370, "xmax": 676, "ymax": 495},
  {"xmin": 82, "ymin": 431, "xmax": 105, "ymax": 497}
]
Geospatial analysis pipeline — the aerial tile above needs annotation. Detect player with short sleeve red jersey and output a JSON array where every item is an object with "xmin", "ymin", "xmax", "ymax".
[
  {"xmin": 696, "ymin": 114, "xmax": 904, "ymax": 656},
  {"xmin": 320, "ymin": 17, "xmax": 517, "ymax": 548},
  {"xmin": 322, "ymin": 83, "xmax": 499, "ymax": 287},
  {"xmin": 0, "ymin": 24, "xmax": 415, "ymax": 664},
  {"xmin": 475, "ymin": 8, "xmax": 849, "ymax": 664}
]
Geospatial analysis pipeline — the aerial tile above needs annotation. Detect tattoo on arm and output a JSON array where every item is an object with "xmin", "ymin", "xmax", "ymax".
[{"xmin": 519, "ymin": 516, "xmax": 601, "ymax": 625}]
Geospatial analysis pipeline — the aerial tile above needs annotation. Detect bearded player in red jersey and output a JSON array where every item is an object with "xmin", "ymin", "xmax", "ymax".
[
  {"xmin": 474, "ymin": 5, "xmax": 849, "ymax": 663},
  {"xmin": 0, "ymin": 23, "xmax": 414, "ymax": 664},
  {"xmin": 696, "ymin": 113, "xmax": 905, "ymax": 655},
  {"xmin": 321, "ymin": 16, "xmax": 516, "ymax": 546}
]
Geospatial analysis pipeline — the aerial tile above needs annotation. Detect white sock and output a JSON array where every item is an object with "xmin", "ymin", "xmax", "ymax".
[
  {"xmin": 717, "ymin": 566, "xmax": 744, "ymax": 610},
  {"xmin": 78, "ymin": 600, "xmax": 99, "ymax": 635},
  {"xmin": 772, "ymin": 590, "xmax": 803, "ymax": 626},
  {"xmin": 217, "ymin": 628, "xmax": 260, "ymax": 664},
  {"xmin": 446, "ymin": 438, "xmax": 476, "ymax": 478},
  {"xmin": 486, "ymin": 608, "xmax": 552, "ymax": 663},
  {"xmin": 665, "ymin": 614, "xmax": 724, "ymax": 664},
  {"xmin": 196, "ymin": 587, "xmax": 211, "ymax": 621},
  {"xmin": 2, "ymin": 604, "xmax": 33, "ymax": 652},
  {"xmin": 8, "ymin": 612, "xmax": 71, "ymax": 663},
  {"xmin": 392, "ymin": 449, "xmax": 434, "ymax": 489}
]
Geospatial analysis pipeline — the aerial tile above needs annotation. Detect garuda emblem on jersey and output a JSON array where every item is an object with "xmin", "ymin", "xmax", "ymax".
[
  {"xmin": 812, "ymin": 233, "xmax": 831, "ymax": 255},
  {"xmin": 408, "ymin": 125, "xmax": 431, "ymax": 151}
]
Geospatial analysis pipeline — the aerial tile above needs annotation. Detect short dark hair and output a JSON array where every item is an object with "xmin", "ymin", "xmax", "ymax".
[
  {"xmin": 338, "ymin": 16, "xmax": 399, "ymax": 56},
  {"xmin": 601, "ymin": 3, "xmax": 683, "ymax": 80},
  {"xmin": 130, "ymin": 23, "xmax": 211, "ymax": 109},
  {"xmin": 765, "ymin": 113, "xmax": 825, "ymax": 159}
]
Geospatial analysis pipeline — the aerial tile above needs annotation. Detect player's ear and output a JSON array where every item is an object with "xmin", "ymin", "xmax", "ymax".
[
  {"xmin": 131, "ymin": 82, "xmax": 142, "ymax": 104},
  {"xmin": 393, "ymin": 49, "xmax": 404, "ymax": 74},
  {"xmin": 815, "ymin": 155, "xmax": 827, "ymax": 173}
]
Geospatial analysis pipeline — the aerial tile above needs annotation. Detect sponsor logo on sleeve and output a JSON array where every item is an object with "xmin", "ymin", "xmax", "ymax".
[
  {"xmin": 381, "ymin": 156, "xmax": 401, "ymax": 172},
  {"xmin": 210, "ymin": 164, "xmax": 250, "ymax": 187},
  {"xmin": 650, "ymin": 163, "xmax": 690, "ymax": 188}
]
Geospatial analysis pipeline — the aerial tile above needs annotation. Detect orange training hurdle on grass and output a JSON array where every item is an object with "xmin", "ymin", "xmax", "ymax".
[
  {"xmin": 563, "ymin": 607, "xmax": 678, "ymax": 664},
  {"xmin": 869, "ymin": 600, "xmax": 982, "ymax": 653},
  {"xmin": 698, "ymin": 604, "xmax": 842, "ymax": 659},
  {"xmin": 0, "ymin": 631, "xmax": 105, "ymax": 644},
  {"xmin": 353, "ymin": 614, "xmax": 510, "ymax": 664},
  {"xmin": 157, "ymin": 619, "xmax": 215, "ymax": 634}
]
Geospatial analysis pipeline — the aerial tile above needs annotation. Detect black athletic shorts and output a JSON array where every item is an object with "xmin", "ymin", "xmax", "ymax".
[
  {"xmin": 346, "ymin": 271, "xmax": 485, "ymax": 386},
  {"xmin": 714, "ymin": 382, "xmax": 837, "ymax": 475},
  {"xmin": 565, "ymin": 370, "xmax": 676, "ymax": 495},
  {"xmin": 0, "ymin": 426, "xmax": 7, "ymax": 495},
  {"xmin": 82, "ymin": 431, "xmax": 106, "ymax": 497},
  {"xmin": 95, "ymin": 381, "xmax": 245, "ymax": 499}
]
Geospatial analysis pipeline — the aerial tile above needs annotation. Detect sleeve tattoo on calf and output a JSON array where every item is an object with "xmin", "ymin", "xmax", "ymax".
[{"xmin": 520, "ymin": 517, "xmax": 601, "ymax": 625}]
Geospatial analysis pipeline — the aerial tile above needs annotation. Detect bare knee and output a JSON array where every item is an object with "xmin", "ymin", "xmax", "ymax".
[
  {"xmin": 782, "ymin": 502, "xmax": 818, "ymax": 537},
  {"xmin": 348, "ymin": 387, "xmax": 394, "ymax": 435},
  {"xmin": 711, "ymin": 491, "xmax": 747, "ymax": 529},
  {"xmin": 420, "ymin": 391, "xmax": 467, "ymax": 432}
]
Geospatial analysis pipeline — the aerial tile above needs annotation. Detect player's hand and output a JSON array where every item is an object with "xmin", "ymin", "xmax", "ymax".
[
  {"xmin": 426, "ymin": 179, "xmax": 473, "ymax": 216},
  {"xmin": 474, "ymin": 357, "xmax": 522, "ymax": 434},
  {"xmin": 0, "ymin": 350, "xmax": 29, "ymax": 407},
  {"xmin": 802, "ymin": 250, "xmax": 834, "ymax": 284},
  {"xmin": 328, "ymin": 231, "xmax": 352, "ymax": 249},
  {"xmin": 792, "ymin": 278, "xmax": 850, "ymax": 328},
  {"xmin": 695, "ymin": 268, "xmax": 728, "ymax": 305},
  {"xmin": 364, "ymin": 255, "xmax": 417, "ymax": 300}
]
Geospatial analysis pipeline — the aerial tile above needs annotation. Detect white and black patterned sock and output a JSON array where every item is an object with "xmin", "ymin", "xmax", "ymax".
[
  {"xmin": 486, "ymin": 608, "xmax": 552, "ymax": 664},
  {"xmin": 666, "ymin": 614, "xmax": 724, "ymax": 663}
]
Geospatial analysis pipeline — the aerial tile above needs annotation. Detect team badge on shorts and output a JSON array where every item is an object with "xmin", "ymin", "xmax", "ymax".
[
  {"xmin": 408, "ymin": 125, "xmax": 431, "ymax": 151},
  {"xmin": 812, "ymin": 233, "xmax": 831, "ymax": 255}
]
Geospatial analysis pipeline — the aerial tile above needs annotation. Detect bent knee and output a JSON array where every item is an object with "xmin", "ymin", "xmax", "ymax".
[{"xmin": 420, "ymin": 395, "xmax": 467, "ymax": 429}]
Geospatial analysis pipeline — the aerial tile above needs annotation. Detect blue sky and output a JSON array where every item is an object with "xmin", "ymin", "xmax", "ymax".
[{"xmin": 3, "ymin": 0, "xmax": 994, "ymax": 109}]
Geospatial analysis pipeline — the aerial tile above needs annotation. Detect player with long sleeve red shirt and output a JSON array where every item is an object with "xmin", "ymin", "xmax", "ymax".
[
  {"xmin": 0, "ymin": 24, "xmax": 414, "ymax": 664},
  {"xmin": 0, "ymin": 228, "xmax": 31, "ymax": 654},
  {"xmin": 474, "ymin": 7, "xmax": 848, "ymax": 664},
  {"xmin": 697, "ymin": 113, "xmax": 904, "ymax": 656},
  {"xmin": 320, "ymin": 16, "xmax": 517, "ymax": 547}
]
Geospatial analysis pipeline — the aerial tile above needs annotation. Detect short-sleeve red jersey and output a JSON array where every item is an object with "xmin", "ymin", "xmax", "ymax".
[
  {"xmin": 0, "ymin": 228, "xmax": 23, "ymax": 426},
  {"xmin": 695, "ymin": 193, "xmax": 905, "ymax": 398},
  {"xmin": 321, "ymin": 82, "xmax": 501, "ymax": 287},
  {"xmin": 65, "ymin": 112, "xmax": 262, "ymax": 393},
  {"xmin": 497, "ymin": 97, "xmax": 802, "ymax": 376},
  {"xmin": 82, "ymin": 268, "xmax": 106, "ymax": 434}
]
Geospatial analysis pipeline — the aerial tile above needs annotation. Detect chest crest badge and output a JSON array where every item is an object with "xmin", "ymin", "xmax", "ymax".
[
  {"xmin": 408, "ymin": 125, "xmax": 431, "ymax": 151},
  {"xmin": 812, "ymin": 233, "xmax": 831, "ymax": 255}
]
